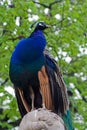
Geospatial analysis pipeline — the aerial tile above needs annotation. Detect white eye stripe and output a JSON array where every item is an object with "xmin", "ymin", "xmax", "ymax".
[{"xmin": 39, "ymin": 23, "xmax": 43, "ymax": 26}]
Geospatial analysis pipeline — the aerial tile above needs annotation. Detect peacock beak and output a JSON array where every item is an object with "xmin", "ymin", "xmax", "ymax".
[{"xmin": 46, "ymin": 24, "xmax": 51, "ymax": 28}]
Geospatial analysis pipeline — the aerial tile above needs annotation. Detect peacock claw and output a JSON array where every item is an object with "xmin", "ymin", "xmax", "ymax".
[
  {"xmin": 38, "ymin": 108, "xmax": 46, "ymax": 111},
  {"xmin": 31, "ymin": 108, "xmax": 36, "ymax": 111}
]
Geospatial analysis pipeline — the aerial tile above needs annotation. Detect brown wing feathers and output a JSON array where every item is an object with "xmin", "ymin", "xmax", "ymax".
[
  {"xmin": 14, "ymin": 66, "xmax": 53, "ymax": 116},
  {"xmin": 38, "ymin": 66, "xmax": 53, "ymax": 110},
  {"xmin": 14, "ymin": 53, "xmax": 69, "ymax": 116}
]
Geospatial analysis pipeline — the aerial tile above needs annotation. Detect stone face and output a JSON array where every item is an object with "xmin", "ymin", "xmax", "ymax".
[{"xmin": 19, "ymin": 109, "xmax": 65, "ymax": 130}]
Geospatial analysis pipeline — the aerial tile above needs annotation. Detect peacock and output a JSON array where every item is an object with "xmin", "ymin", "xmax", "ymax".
[{"xmin": 9, "ymin": 22, "xmax": 74, "ymax": 130}]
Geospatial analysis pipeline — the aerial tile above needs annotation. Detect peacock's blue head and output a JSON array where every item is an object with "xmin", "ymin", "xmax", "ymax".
[{"xmin": 31, "ymin": 21, "xmax": 50, "ymax": 31}]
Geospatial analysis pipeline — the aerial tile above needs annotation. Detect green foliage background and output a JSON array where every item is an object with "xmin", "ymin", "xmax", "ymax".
[{"xmin": 0, "ymin": 0, "xmax": 87, "ymax": 129}]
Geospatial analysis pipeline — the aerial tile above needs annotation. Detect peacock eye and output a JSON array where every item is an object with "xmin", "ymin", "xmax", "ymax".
[{"xmin": 39, "ymin": 23, "xmax": 43, "ymax": 26}]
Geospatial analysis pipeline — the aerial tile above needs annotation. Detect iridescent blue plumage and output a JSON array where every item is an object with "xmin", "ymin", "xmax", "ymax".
[
  {"xmin": 10, "ymin": 29, "xmax": 47, "ymax": 87},
  {"xmin": 9, "ymin": 22, "xmax": 74, "ymax": 130},
  {"xmin": 11, "ymin": 30, "xmax": 46, "ymax": 64}
]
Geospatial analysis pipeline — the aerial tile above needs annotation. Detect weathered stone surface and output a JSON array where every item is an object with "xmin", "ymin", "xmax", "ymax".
[{"xmin": 19, "ymin": 109, "xmax": 65, "ymax": 130}]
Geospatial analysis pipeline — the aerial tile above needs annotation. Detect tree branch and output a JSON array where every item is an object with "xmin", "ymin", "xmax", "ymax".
[
  {"xmin": 49, "ymin": 0, "xmax": 61, "ymax": 9},
  {"xmin": 8, "ymin": 35, "xmax": 25, "ymax": 41},
  {"xmin": 1, "ymin": 78, "xmax": 9, "ymax": 86},
  {"xmin": 32, "ymin": 0, "xmax": 49, "ymax": 8},
  {"xmin": 77, "ymin": 88, "xmax": 87, "ymax": 103},
  {"xmin": 32, "ymin": 0, "xmax": 61, "ymax": 9}
]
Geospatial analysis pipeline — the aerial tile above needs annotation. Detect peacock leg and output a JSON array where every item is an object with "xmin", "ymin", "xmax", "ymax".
[
  {"xmin": 29, "ymin": 87, "xmax": 35, "ymax": 111},
  {"xmin": 40, "ymin": 90, "xmax": 46, "ymax": 109}
]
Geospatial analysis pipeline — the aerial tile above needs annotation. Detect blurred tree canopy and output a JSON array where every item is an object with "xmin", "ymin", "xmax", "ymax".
[{"xmin": 0, "ymin": 0, "xmax": 87, "ymax": 129}]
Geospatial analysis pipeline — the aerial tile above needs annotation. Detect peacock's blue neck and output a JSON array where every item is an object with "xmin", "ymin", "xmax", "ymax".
[
  {"xmin": 11, "ymin": 30, "xmax": 46, "ymax": 65},
  {"xmin": 30, "ymin": 30, "xmax": 45, "ymax": 38}
]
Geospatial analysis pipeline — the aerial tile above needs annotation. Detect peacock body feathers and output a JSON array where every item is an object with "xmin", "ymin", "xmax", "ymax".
[{"xmin": 9, "ymin": 22, "xmax": 74, "ymax": 130}]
